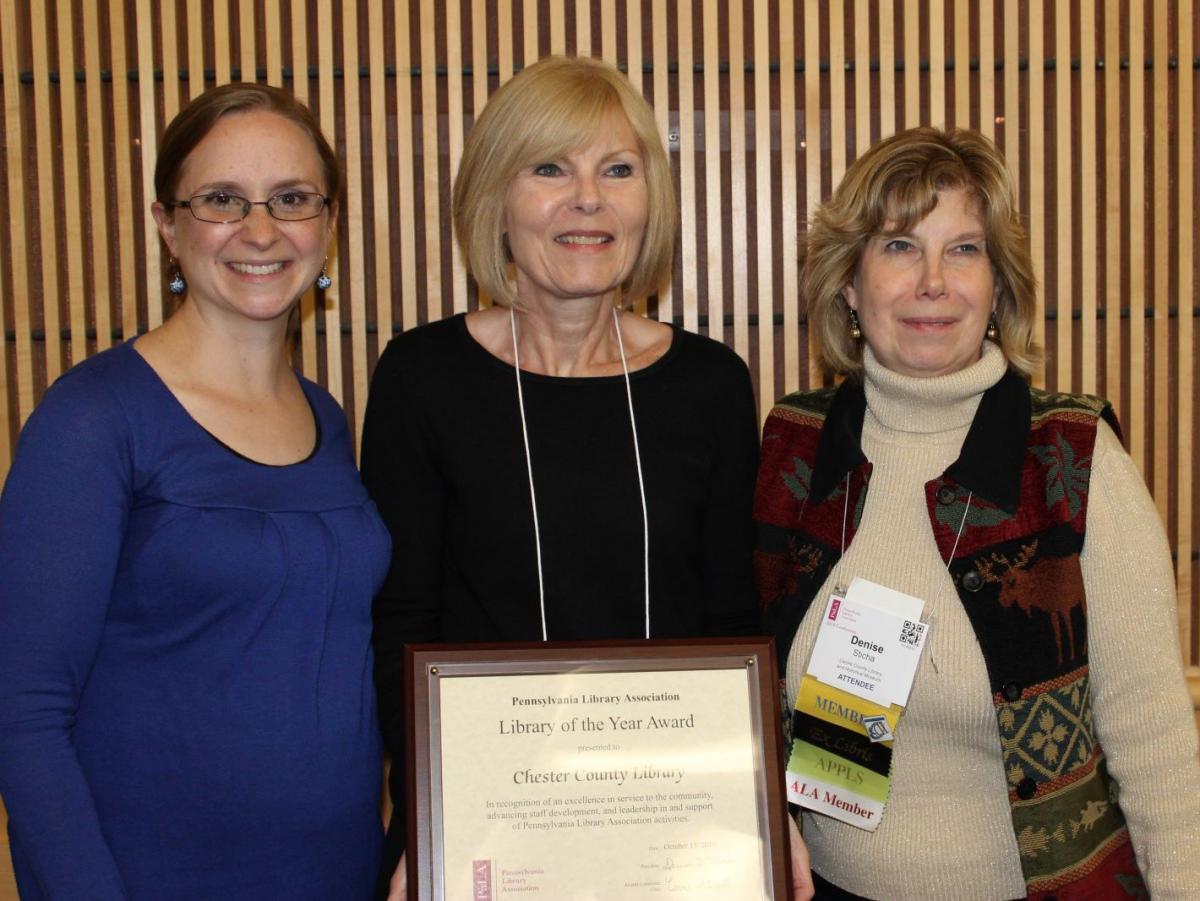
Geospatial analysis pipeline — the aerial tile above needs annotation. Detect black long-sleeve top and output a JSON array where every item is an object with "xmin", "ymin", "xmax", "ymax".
[{"xmin": 359, "ymin": 313, "xmax": 760, "ymax": 866}]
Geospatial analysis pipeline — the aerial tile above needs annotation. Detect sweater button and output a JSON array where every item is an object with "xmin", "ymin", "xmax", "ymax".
[
  {"xmin": 1002, "ymin": 681, "xmax": 1022, "ymax": 702},
  {"xmin": 936, "ymin": 485, "xmax": 956, "ymax": 505},
  {"xmin": 961, "ymin": 569, "xmax": 983, "ymax": 592},
  {"xmin": 1016, "ymin": 777, "xmax": 1037, "ymax": 800}
]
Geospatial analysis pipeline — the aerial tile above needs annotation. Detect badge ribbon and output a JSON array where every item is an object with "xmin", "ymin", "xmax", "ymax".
[{"xmin": 787, "ymin": 578, "xmax": 930, "ymax": 831}]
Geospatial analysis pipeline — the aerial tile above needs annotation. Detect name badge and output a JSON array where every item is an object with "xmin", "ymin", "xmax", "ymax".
[
  {"xmin": 806, "ymin": 578, "xmax": 929, "ymax": 708},
  {"xmin": 787, "ymin": 578, "xmax": 930, "ymax": 831}
]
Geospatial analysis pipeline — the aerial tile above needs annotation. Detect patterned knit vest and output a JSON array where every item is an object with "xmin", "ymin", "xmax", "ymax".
[{"xmin": 754, "ymin": 373, "xmax": 1144, "ymax": 899}]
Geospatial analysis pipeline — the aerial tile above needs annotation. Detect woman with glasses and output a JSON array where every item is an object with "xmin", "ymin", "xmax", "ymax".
[{"xmin": 0, "ymin": 84, "xmax": 390, "ymax": 899}]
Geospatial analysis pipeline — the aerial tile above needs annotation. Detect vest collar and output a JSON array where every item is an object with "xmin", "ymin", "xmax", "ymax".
[{"xmin": 810, "ymin": 367, "xmax": 1030, "ymax": 514}]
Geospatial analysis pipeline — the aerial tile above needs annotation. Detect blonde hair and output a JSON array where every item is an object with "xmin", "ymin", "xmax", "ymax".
[
  {"xmin": 803, "ymin": 126, "xmax": 1040, "ymax": 378},
  {"xmin": 452, "ymin": 55, "xmax": 677, "ymax": 307}
]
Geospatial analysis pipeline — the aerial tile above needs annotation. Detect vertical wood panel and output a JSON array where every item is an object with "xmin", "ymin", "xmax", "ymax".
[
  {"xmin": 650, "ymin": 0, "xmax": 671, "ymax": 321},
  {"xmin": 341, "ymin": 0, "xmax": 369, "ymax": 433},
  {"xmin": 0, "ymin": 2, "xmax": 34, "ymax": 421},
  {"xmin": 753, "ymin": 0, "xmax": 774, "ymax": 419},
  {"xmin": 979, "ymin": 0, "xmax": 994, "ymax": 141},
  {"xmin": 525, "ymin": 0, "xmax": 539, "ymax": 61},
  {"xmin": 854, "ymin": 0, "xmax": 870, "ymax": 155},
  {"xmin": 576, "ymin": 0, "xmax": 591, "ymax": 55},
  {"xmin": 108, "ymin": 0, "xmax": 139, "ymax": 344},
  {"xmin": 239, "ymin": 0, "xmax": 256, "ymax": 80},
  {"xmin": 600, "ymin": 0, "xmax": 617, "ymax": 64},
  {"xmin": 473, "ymin": 0, "xmax": 490, "ymax": 115},
  {"xmin": 829, "ymin": 1, "xmax": 848, "ymax": 185},
  {"xmin": 369, "ymin": 0, "xmax": 393, "ymax": 352},
  {"xmin": 31, "ymin": 0, "xmax": 62, "ymax": 382},
  {"xmin": 879, "ymin": 0, "xmax": 896, "ymax": 138},
  {"xmin": 953, "ymin": 0, "xmax": 970, "ymax": 127},
  {"xmin": 1002, "ymin": 0, "xmax": 1019, "ymax": 198},
  {"xmin": 1055, "ymin": 0, "xmax": 1072, "ymax": 389},
  {"xmin": 1103, "ymin": 0, "xmax": 1121, "ymax": 407},
  {"xmin": 623, "ymin": 0, "xmax": 640, "ymax": 94},
  {"xmin": 264, "ymin": 0, "xmax": 283, "ymax": 86},
  {"xmin": 930, "ymin": 0, "xmax": 946, "ymax": 124},
  {"xmin": 446, "ymin": 0, "xmax": 467, "ymax": 314},
  {"xmin": 214, "ymin": 1, "xmax": 231, "ymax": 84},
  {"xmin": 702, "ymin": 0, "xmax": 722, "ymax": 344},
  {"xmin": 780, "ymin": 0, "xmax": 800, "ymax": 394},
  {"xmin": 805, "ymin": 0, "xmax": 823, "ymax": 385},
  {"xmin": 727, "ymin": 0, "xmax": 748, "ymax": 360},
  {"xmin": 56, "ymin": 0, "xmax": 87, "ymax": 368},
  {"xmin": 83, "ymin": 0, "xmax": 113, "ymax": 353},
  {"xmin": 187, "ymin": 0, "xmax": 204, "ymax": 101},
  {"xmin": 1151, "ymin": 0, "xmax": 1170, "ymax": 515},
  {"xmin": 1079, "ymin": 0, "xmax": 1097, "ymax": 393},
  {"xmin": 1177, "ymin": 0, "xmax": 1196, "ymax": 662},
  {"xmin": 1028, "ymin": 0, "xmax": 1046, "ymax": 385},
  {"xmin": 136, "ymin": 1, "xmax": 162, "ymax": 331},
  {"xmin": 160, "ymin": 2, "xmax": 181, "ymax": 130},
  {"xmin": 418, "ymin": 0, "xmax": 442, "ymax": 332},
  {"xmin": 620, "ymin": 0, "xmax": 643, "ymax": 332},
  {"xmin": 368, "ymin": 0, "xmax": 393, "ymax": 357},
  {"xmin": 291, "ymin": 0, "xmax": 319, "ymax": 380},
  {"xmin": 1128, "ymin": 0, "xmax": 1147, "ymax": 473},
  {"xmin": 497, "ymin": 0, "xmax": 514, "ymax": 80},
  {"xmin": 396, "ymin": 0, "xmax": 419, "ymax": 331},
  {"xmin": 903, "ymin": 0, "xmax": 920, "ymax": 126},
  {"xmin": 676, "ymin": 0, "xmax": 698, "ymax": 332},
  {"xmin": 317, "ymin": 0, "xmax": 343, "ymax": 402},
  {"xmin": 550, "ymin": 0, "xmax": 566, "ymax": 54}
]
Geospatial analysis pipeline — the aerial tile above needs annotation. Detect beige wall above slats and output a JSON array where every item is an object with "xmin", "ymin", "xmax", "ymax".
[{"xmin": 0, "ymin": 0, "xmax": 1196, "ymax": 689}]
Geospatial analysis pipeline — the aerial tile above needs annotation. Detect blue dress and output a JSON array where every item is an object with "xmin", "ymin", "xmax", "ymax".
[{"xmin": 0, "ymin": 341, "xmax": 390, "ymax": 899}]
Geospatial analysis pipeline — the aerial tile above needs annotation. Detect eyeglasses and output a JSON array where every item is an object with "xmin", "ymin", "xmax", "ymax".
[{"xmin": 166, "ymin": 190, "xmax": 331, "ymax": 223}]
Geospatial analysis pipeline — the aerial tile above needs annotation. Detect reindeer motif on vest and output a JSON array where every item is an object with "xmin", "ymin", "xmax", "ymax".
[{"xmin": 975, "ymin": 539, "xmax": 1086, "ymax": 665}]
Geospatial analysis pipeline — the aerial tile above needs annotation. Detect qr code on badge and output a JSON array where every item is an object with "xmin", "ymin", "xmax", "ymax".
[{"xmin": 899, "ymin": 620, "xmax": 925, "ymax": 647}]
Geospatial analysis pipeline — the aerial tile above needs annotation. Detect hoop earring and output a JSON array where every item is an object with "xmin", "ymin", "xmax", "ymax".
[
  {"xmin": 315, "ymin": 259, "xmax": 332, "ymax": 291},
  {"xmin": 848, "ymin": 308, "xmax": 863, "ymax": 340},
  {"xmin": 986, "ymin": 315, "xmax": 999, "ymax": 341},
  {"xmin": 168, "ymin": 262, "xmax": 186, "ymax": 295}
]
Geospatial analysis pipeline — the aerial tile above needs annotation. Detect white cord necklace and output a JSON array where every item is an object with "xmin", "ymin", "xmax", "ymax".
[
  {"xmin": 510, "ymin": 306, "xmax": 651, "ymax": 641},
  {"xmin": 837, "ymin": 474, "xmax": 973, "ymax": 568},
  {"xmin": 836, "ymin": 477, "xmax": 971, "ymax": 675}
]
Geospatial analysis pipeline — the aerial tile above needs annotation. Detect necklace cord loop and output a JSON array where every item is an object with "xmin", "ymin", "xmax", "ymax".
[{"xmin": 510, "ymin": 307, "xmax": 651, "ymax": 640}]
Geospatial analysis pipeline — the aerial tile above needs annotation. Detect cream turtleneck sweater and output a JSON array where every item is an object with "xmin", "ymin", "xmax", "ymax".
[{"xmin": 784, "ymin": 343, "xmax": 1200, "ymax": 899}]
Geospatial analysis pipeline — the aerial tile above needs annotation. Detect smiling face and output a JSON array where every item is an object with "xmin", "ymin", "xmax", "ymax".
[
  {"xmin": 502, "ymin": 114, "xmax": 649, "ymax": 311},
  {"xmin": 152, "ymin": 110, "xmax": 335, "ymax": 324},
  {"xmin": 843, "ymin": 186, "xmax": 998, "ymax": 378}
]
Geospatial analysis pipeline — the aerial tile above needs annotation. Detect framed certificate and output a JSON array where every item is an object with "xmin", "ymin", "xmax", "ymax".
[{"xmin": 405, "ymin": 638, "xmax": 791, "ymax": 900}]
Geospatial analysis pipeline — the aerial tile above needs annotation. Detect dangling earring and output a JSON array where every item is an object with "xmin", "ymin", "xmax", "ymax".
[
  {"xmin": 168, "ymin": 262, "xmax": 186, "ymax": 295},
  {"xmin": 848, "ymin": 308, "xmax": 863, "ymax": 340},
  {"xmin": 315, "ymin": 259, "xmax": 332, "ymax": 290},
  {"xmin": 986, "ymin": 315, "xmax": 999, "ymax": 341}
]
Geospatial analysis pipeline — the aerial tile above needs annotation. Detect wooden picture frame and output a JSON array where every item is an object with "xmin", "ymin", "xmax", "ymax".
[{"xmin": 404, "ymin": 638, "xmax": 790, "ymax": 900}]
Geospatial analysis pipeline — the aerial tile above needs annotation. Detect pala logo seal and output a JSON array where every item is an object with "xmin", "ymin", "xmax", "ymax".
[{"xmin": 862, "ymin": 715, "xmax": 893, "ymax": 743}]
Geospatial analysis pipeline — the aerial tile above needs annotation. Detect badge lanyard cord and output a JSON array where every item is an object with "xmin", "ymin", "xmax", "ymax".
[
  {"xmin": 838, "ymin": 473, "xmax": 973, "ymax": 564},
  {"xmin": 511, "ymin": 306, "xmax": 651, "ymax": 641},
  {"xmin": 839, "ymin": 472, "xmax": 971, "ymax": 673}
]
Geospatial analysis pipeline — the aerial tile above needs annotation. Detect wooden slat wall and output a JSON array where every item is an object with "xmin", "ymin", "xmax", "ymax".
[{"xmin": 0, "ymin": 2, "xmax": 1197, "ymax": 891}]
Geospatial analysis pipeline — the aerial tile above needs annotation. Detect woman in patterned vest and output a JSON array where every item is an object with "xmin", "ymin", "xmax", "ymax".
[{"xmin": 754, "ymin": 126, "xmax": 1200, "ymax": 899}]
